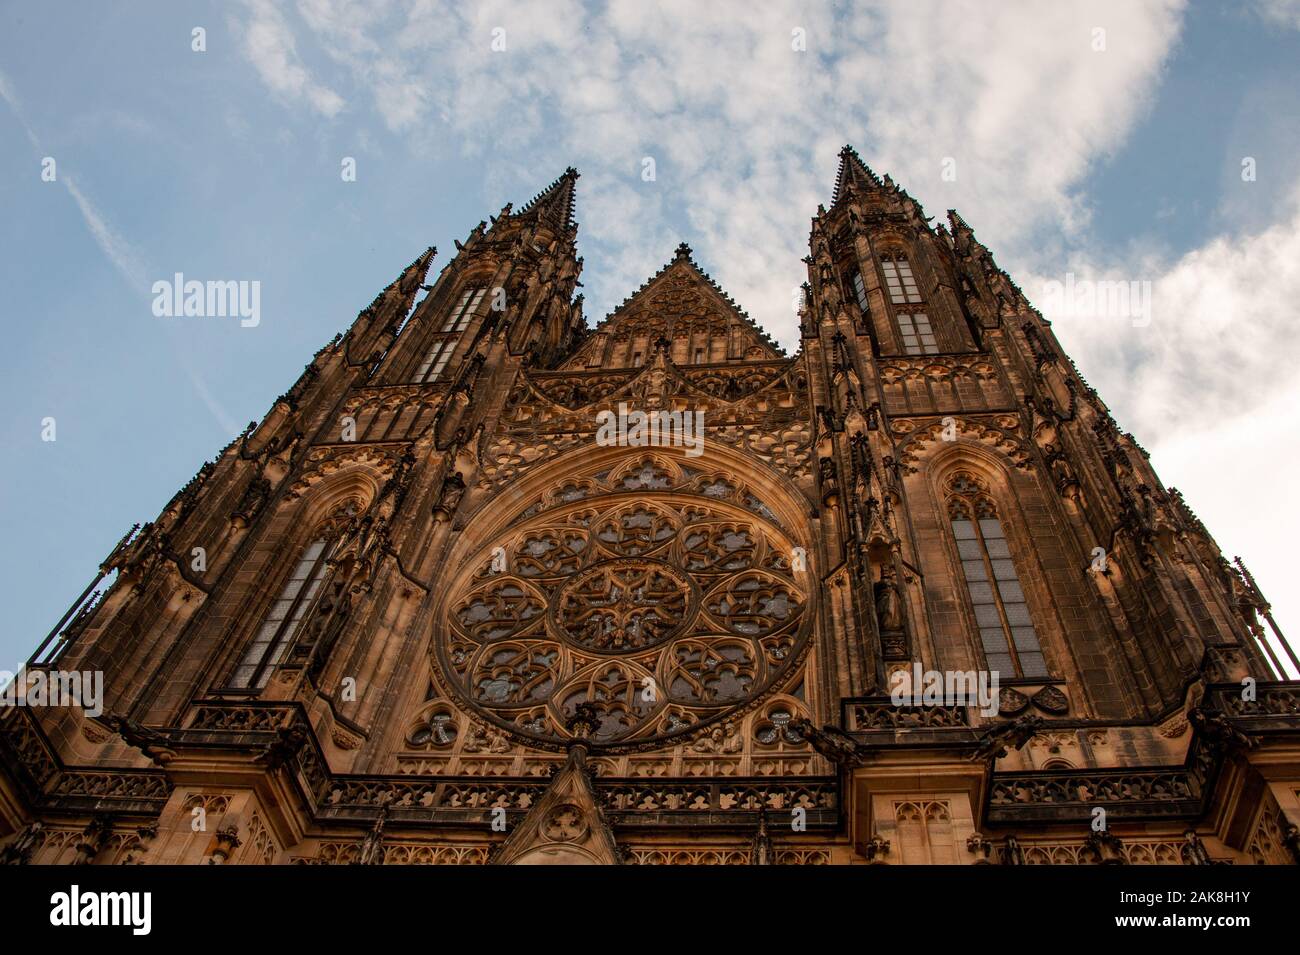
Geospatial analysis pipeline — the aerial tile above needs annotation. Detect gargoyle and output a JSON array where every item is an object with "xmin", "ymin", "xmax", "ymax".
[
  {"xmin": 788, "ymin": 718, "xmax": 872, "ymax": 768},
  {"xmin": 102, "ymin": 713, "xmax": 176, "ymax": 767},
  {"xmin": 967, "ymin": 714, "xmax": 1044, "ymax": 763},
  {"xmin": 255, "ymin": 725, "xmax": 311, "ymax": 770},
  {"xmin": 1188, "ymin": 707, "xmax": 1256, "ymax": 753}
]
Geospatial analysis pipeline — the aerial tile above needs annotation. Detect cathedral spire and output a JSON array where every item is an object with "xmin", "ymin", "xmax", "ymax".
[
  {"xmin": 832, "ymin": 144, "xmax": 883, "ymax": 206},
  {"xmin": 369, "ymin": 246, "xmax": 437, "ymax": 315},
  {"xmin": 947, "ymin": 208, "xmax": 975, "ymax": 238},
  {"xmin": 346, "ymin": 245, "xmax": 437, "ymax": 362},
  {"xmin": 514, "ymin": 166, "xmax": 580, "ymax": 234}
]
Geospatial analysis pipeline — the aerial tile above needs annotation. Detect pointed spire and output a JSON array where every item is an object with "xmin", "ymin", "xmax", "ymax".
[
  {"xmin": 399, "ymin": 245, "xmax": 437, "ymax": 295},
  {"xmin": 515, "ymin": 166, "xmax": 580, "ymax": 233},
  {"xmin": 361, "ymin": 245, "xmax": 436, "ymax": 318},
  {"xmin": 344, "ymin": 246, "xmax": 436, "ymax": 365},
  {"xmin": 386, "ymin": 245, "xmax": 436, "ymax": 320},
  {"xmin": 832, "ymin": 144, "xmax": 882, "ymax": 206}
]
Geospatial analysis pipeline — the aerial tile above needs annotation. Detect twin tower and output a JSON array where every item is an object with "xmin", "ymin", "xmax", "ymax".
[{"xmin": 3, "ymin": 148, "xmax": 1297, "ymax": 866}]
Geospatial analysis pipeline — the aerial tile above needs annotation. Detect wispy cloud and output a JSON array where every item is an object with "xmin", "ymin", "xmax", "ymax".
[
  {"xmin": 1, "ymin": 67, "xmax": 235, "ymax": 434},
  {"xmin": 0, "ymin": 67, "xmax": 151, "ymax": 293},
  {"xmin": 60, "ymin": 175, "xmax": 152, "ymax": 293},
  {"xmin": 238, "ymin": 0, "xmax": 1186, "ymax": 346},
  {"xmin": 229, "ymin": 0, "xmax": 1300, "ymax": 623},
  {"xmin": 233, "ymin": 0, "xmax": 346, "ymax": 118},
  {"xmin": 1037, "ymin": 183, "xmax": 1300, "ymax": 444},
  {"xmin": 0, "ymin": 69, "xmax": 39, "ymax": 149},
  {"xmin": 1254, "ymin": 0, "xmax": 1300, "ymax": 29}
]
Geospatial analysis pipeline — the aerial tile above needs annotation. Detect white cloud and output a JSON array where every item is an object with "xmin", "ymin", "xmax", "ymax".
[
  {"xmin": 1146, "ymin": 377, "xmax": 1300, "ymax": 678},
  {"xmin": 1030, "ymin": 183, "xmax": 1300, "ymax": 665},
  {"xmin": 235, "ymin": 0, "xmax": 1186, "ymax": 342},
  {"xmin": 1033, "ymin": 183, "xmax": 1300, "ymax": 441},
  {"xmin": 233, "ymin": 1, "xmax": 1300, "ymax": 644},
  {"xmin": 235, "ymin": 0, "xmax": 346, "ymax": 118},
  {"xmin": 1255, "ymin": 0, "xmax": 1300, "ymax": 29}
]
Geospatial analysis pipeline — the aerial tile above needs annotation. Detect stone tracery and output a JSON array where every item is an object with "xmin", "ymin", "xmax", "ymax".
[{"xmin": 436, "ymin": 454, "xmax": 811, "ymax": 747}]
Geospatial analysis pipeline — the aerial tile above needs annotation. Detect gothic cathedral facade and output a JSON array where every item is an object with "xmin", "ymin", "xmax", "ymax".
[{"xmin": 4, "ymin": 148, "xmax": 1299, "ymax": 866}]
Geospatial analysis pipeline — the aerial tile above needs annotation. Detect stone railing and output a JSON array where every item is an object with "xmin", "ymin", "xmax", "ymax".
[{"xmin": 0, "ymin": 708, "xmax": 171, "ymax": 816}]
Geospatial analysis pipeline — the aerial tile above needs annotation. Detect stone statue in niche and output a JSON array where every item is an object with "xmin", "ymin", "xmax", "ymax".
[
  {"xmin": 432, "ymin": 471, "xmax": 467, "ymax": 523},
  {"xmin": 873, "ymin": 562, "xmax": 908, "ymax": 659},
  {"xmin": 873, "ymin": 563, "xmax": 904, "ymax": 633}
]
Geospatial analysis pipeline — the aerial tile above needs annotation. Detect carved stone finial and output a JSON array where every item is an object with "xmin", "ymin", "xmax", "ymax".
[
  {"xmin": 566, "ymin": 702, "xmax": 600, "ymax": 741},
  {"xmin": 73, "ymin": 815, "xmax": 112, "ymax": 865},
  {"xmin": 1282, "ymin": 821, "xmax": 1300, "ymax": 866},
  {"xmin": 355, "ymin": 796, "xmax": 391, "ymax": 866},
  {"xmin": 749, "ymin": 808, "xmax": 774, "ymax": 865},
  {"xmin": 1002, "ymin": 835, "xmax": 1026, "ymax": 865},
  {"xmin": 0, "ymin": 821, "xmax": 45, "ymax": 865}
]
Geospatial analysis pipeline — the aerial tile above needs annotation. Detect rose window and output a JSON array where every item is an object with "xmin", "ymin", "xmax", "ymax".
[
  {"xmin": 435, "ymin": 456, "xmax": 811, "ymax": 747},
  {"xmin": 555, "ymin": 561, "xmax": 691, "ymax": 651}
]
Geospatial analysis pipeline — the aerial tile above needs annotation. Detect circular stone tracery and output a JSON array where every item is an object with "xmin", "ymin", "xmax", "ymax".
[
  {"xmin": 436, "ymin": 456, "xmax": 811, "ymax": 747},
  {"xmin": 554, "ymin": 560, "xmax": 692, "ymax": 652}
]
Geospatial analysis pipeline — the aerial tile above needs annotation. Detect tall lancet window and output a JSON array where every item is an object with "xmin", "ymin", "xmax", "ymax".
[
  {"xmin": 946, "ymin": 473, "xmax": 1048, "ymax": 679},
  {"xmin": 441, "ymin": 286, "xmax": 486, "ymax": 332},
  {"xmin": 851, "ymin": 270, "xmax": 871, "ymax": 317},
  {"xmin": 414, "ymin": 337, "xmax": 457, "ymax": 383},
  {"xmin": 231, "ymin": 537, "xmax": 333, "ymax": 689},
  {"xmin": 881, "ymin": 253, "xmax": 937, "ymax": 355}
]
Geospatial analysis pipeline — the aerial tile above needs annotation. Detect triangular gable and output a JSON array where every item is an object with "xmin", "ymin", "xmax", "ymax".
[
  {"xmin": 561, "ymin": 244, "xmax": 784, "ymax": 369},
  {"xmin": 489, "ymin": 742, "xmax": 621, "ymax": 865}
]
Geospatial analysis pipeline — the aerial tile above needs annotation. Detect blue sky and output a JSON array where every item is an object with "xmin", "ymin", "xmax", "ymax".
[{"xmin": 2, "ymin": 0, "xmax": 1298, "ymax": 676}]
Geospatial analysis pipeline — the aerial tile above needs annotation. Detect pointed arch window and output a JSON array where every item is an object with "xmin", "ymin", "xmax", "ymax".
[
  {"xmin": 881, "ymin": 253, "xmax": 937, "ymax": 355},
  {"xmin": 441, "ymin": 286, "xmax": 486, "ymax": 332},
  {"xmin": 231, "ymin": 537, "xmax": 334, "ymax": 689},
  {"xmin": 946, "ymin": 473, "xmax": 1048, "ymax": 679}
]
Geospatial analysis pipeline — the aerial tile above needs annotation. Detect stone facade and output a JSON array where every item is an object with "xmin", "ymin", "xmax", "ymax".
[{"xmin": 4, "ymin": 150, "xmax": 1299, "ymax": 866}]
